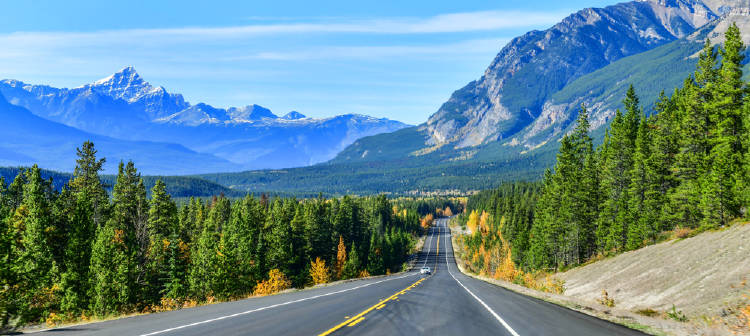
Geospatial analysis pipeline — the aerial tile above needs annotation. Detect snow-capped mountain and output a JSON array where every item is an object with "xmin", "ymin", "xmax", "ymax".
[{"xmin": 0, "ymin": 68, "xmax": 409, "ymax": 172}]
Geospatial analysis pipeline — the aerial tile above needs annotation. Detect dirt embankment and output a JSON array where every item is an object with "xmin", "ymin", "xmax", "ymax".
[{"xmin": 558, "ymin": 223, "xmax": 750, "ymax": 334}]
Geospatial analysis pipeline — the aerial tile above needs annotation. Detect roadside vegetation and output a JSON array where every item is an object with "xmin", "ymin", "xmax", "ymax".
[
  {"xmin": 454, "ymin": 24, "xmax": 750, "ymax": 323},
  {"xmin": 0, "ymin": 142, "xmax": 459, "ymax": 331}
]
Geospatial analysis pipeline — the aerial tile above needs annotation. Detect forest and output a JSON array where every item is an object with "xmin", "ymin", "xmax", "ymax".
[
  {"xmin": 457, "ymin": 24, "xmax": 750, "ymax": 279},
  {"xmin": 0, "ymin": 141, "xmax": 459, "ymax": 329}
]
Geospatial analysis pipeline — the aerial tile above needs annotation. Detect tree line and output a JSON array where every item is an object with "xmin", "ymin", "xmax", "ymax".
[
  {"xmin": 0, "ymin": 142, "xmax": 439, "ymax": 329},
  {"xmin": 458, "ymin": 24, "xmax": 750, "ymax": 275}
]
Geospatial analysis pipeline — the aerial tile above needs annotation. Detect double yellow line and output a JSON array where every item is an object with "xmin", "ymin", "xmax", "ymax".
[{"xmin": 318, "ymin": 227, "xmax": 441, "ymax": 336}]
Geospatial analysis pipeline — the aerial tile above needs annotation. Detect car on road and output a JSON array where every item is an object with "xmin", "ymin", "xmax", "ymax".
[{"xmin": 420, "ymin": 267, "xmax": 431, "ymax": 275}]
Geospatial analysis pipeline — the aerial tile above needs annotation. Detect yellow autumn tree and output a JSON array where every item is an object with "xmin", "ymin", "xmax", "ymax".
[
  {"xmin": 444, "ymin": 206, "xmax": 453, "ymax": 217},
  {"xmin": 310, "ymin": 257, "xmax": 330, "ymax": 285},
  {"xmin": 493, "ymin": 216, "xmax": 519, "ymax": 282},
  {"xmin": 479, "ymin": 211, "xmax": 490, "ymax": 234},
  {"xmin": 253, "ymin": 269, "xmax": 291, "ymax": 296},
  {"xmin": 335, "ymin": 236, "xmax": 347, "ymax": 279},
  {"xmin": 420, "ymin": 213, "xmax": 434, "ymax": 229},
  {"xmin": 466, "ymin": 210, "xmax": 479, "ymax": 233}
]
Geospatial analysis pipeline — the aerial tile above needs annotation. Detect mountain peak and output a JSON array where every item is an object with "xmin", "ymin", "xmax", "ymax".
[
  {"xmin": 227, "ymin": 104, "xmax": 278, "ymax": 120},
  {"xmin": 89, "ymin": 66, "xmax": 158, "ymax": 103},
  {"xmin": 281, "ymin": 111, "xmax": 306, "ymax": 120}
]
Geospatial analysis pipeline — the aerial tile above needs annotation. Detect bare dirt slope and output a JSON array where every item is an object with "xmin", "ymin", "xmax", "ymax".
[{"xmin": 558, "ymin": 223, "xmax": 750, "ymax": 328}]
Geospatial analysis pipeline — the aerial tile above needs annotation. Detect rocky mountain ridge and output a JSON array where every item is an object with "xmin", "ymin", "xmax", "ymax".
[
  {"xmin": 424, "ymin": 0, "xmax": 719, "ymax": 150},
  {"xmin": 0, "ymin": 68, "xmax": 409, "ymax": 172}
]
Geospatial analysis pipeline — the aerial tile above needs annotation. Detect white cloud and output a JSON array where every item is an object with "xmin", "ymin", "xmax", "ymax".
[
  {"xmin": 0, "ymin": 10, "xmax": 564, "ymax": 43},
  {"xmin": 237, "ymin": 38, "xmax": 509, "ymax": 61}
]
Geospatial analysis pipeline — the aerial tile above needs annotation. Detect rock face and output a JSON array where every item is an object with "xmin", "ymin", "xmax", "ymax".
[
  {"xmin": 424, "ymin": 0, "xmax": 718, "ymax": 149},
  {"xmin": 0, "ymin": 68, "xmax": 410, "ymax": 171}
]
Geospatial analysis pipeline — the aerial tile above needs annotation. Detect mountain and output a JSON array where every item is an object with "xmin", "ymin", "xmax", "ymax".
[
  {"xmin": 281, "ymin": 111, "xmax": 306, "ymax": 120},
  {"xmin": 0, "ymin": 68, "xmax": 409, "ymax": 171},
  {"xmin": 0, "ymin": 91, "xmax": 239, "ymax": 175},
  {"xmin": 336, "ymin": 0, "xmax": 720, "ymax": 165},
  {"xmin": 194, "ymin": 0, "xmax": 750, "ymax": 195},
  {"xmin": 332, "ymin": 1, "xmax": 749, "ymax": 168}
]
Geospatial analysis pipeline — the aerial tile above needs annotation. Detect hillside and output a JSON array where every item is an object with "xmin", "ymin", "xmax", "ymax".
[{"xmin": 558, "ymin": 223, "xmax": 750, "ymax": 333}]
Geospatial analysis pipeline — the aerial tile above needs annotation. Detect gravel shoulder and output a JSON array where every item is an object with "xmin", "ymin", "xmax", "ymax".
[{"xmin": 448, "ymin": 220, "xmax": 750, "ymax": 335}]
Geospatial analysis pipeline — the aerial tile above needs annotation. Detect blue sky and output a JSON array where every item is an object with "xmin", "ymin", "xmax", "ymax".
[{"xmin": 0, "ymin": 0, "xmax": 621, "ymax": 124}]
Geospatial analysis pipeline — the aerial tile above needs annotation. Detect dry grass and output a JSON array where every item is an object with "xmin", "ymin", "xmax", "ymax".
[
  {"xmin": 671, "ymin": 226, "xmax": 694, "ymax": 239},
  {"xmin": 634, "ymin": 308, "xmax": 659, "ymax": 317},
  {"xmin": 597, "ymin": 290, "xmax": 616, "ymax": 307}
]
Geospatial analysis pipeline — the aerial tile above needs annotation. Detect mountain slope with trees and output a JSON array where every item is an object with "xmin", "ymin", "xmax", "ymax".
[{"xmin": 454, "ymin": 23, "xmax": 750, "ymax": 276}]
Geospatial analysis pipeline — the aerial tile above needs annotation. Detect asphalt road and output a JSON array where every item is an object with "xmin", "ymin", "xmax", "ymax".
[{"xmin": 40, "ymin": 218, "xmax": 646, "ymax": 336}]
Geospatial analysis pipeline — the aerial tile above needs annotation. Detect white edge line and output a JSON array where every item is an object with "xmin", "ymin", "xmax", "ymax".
[
  {"xmin": 421, "ymin": 225, "xmax": 435, "ymax": 268},
  {"xmin": 442, "ymin": 218, "xmax": 521, "ymax": 336},
  {"xmin": 138, "ymin": 224, "xmax": 440, "ymax": 336}
]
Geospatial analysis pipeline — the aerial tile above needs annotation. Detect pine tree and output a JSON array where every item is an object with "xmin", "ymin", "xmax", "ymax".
[
  {"xmin": 366, "ymin": 233, "xmax": 385, "ymax": 275},
  {"xmin": 13, "ymin": 166, "xmax": 57, "ymax": 323},
  {"xmin": 667, "ymin": 42, "xmax": 717, "ymax": 229},
  {"xmin": 146, "ymin": 180, "xmax": 178, "ymax": 303},
  {"xmin": 60, "ymin": 141, "xmax": 108, "ymax": 313},
  {"xmin": 598, "ymin": 87, "xmax": 641, "ymax": 252},
  {"xmin": 188, "ymin": 217, "xmax": 221, "ymax": 300},
  {"xmin": 90, "ymin": 220, "xmax": 130, "ymax": 316},
  {"xmin": 0, "ymin": 176, "xmax": 15, "ymax": 328},
  {"xmin": 626, "ymin": 115, "xmax": 652, "ymax": 250},
  {"xmin": 265, "ymin": 198, "xmax": 295, "ymax": 278},
  {"xmin": 342, "ymin": 242, "xmax": 360, "ymax": 279},
  {"xmin": 701, "ymin": 24, "xmax": 746, "ymax": 227},
  {"xmin": 288, "ymin": 206, "xmax": 308, "ymax": 287},
  {"xmin": 91, "ymin": 161, "xmax": 148, "ymax": 315},
  {"xmin": 304, "ymin": 197, "xmax": 333, "ymax": 267}
]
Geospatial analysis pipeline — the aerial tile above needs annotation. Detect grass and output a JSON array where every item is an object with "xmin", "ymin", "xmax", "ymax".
[{"xmin": 635, "ymin": 308, "xmax": 660, "ymax": 317}]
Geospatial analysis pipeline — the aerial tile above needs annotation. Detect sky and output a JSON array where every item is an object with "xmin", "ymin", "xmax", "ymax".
[{"xmin": 0, "ymin": 0, "xmax": 622, "ymax": 125}]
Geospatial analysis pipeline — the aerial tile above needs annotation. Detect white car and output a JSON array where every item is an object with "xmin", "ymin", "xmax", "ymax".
[{"xmin": 420, "ymin": 267, "xmax": 431, "ymax": 275}]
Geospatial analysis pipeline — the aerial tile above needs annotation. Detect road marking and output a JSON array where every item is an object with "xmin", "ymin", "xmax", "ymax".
[
  {"xmin": 421, "ymin": 225, "xmax": 436, "ymax": 268},
  {"xmin": 442, "ymin": 219, "xmax": 521, "ymax": 336},
  {"xmin": 347, "ymin": 317, "xmax": 365, "ymax": 327},
  {"xmin": 318, "ymin": 226, "xmax": 439, "ymax": 335},
  {"xmin": 138, "ymin": 273, "xmax": 417, "ymax": 336},
  {"xmin": 317, "ymin": 277, "xmax": 426, "ymax": 336}
]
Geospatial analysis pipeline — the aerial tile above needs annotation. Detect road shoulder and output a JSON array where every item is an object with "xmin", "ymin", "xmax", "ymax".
[{"xmin": 446, "ymin": 224, "xmax": 720, "ymax": 336}]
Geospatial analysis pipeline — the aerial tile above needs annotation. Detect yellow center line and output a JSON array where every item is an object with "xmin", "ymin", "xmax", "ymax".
[
  {"xmin": 317, "ymin": 277, "xmax": 425, "ymax": 335},
  {"xmin": 317, "ymin": 227, "xmax": 441, "ymax": 335},
  {"xmin": 347, "ymin": 317, "xmax": 365, "ymax": 327}
]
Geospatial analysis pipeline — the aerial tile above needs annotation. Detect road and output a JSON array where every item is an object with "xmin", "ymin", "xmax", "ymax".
[{"xmin": 41, "ymin": 218, "xmax": 645, "ymax": 336}]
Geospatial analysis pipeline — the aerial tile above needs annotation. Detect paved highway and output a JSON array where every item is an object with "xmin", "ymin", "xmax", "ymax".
[{"xmin": 40, "ymin": 218, "xmax": 645, "ymax": 336}]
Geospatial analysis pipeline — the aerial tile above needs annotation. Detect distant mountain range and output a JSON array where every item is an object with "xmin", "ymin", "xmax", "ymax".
[
  {"xmin": 195, "ymin": 0, "xmax": 750, "ymax": 195},
  {"xmin": 4, "ymin": 0, "xmax": 750, "ymax": 194},
  {"xmin": 0, "ymin": 67, "xmax": 408, "ymax": 174}
]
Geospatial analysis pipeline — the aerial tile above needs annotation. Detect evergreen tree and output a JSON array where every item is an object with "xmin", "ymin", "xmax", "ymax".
[
  {"xmin": 598, "ymin": 86, "xmax": 641, "ymax": 252},
  {"xmin": 146, "ymin": 180, "xmax": 178, "ymax": 303},
  {"xmin": 60, "ymin": 141, "xmax": 108, "ymax": 313},
  {"xmin": 91, "ymin": 161, "xmax": 148, "ymax": 314},
  {"xmin": 342, "ymin": 242, "xmax": 360, "ymax": 279},
  {"xmin": 265, "ymin": 198, "xmax": 295, "ymax": 278},
  {"xmin": 701, "ymin": 24, "xmax": 746, "ymax": 227},
  {"xmin": 304, "ymin": 197, "xmax": 332, "ymax": 266},
  {"xmin": 366, "ymin": 233, "xmax": 385, "ymax": 275},
  {"xmin": 667, "ymin": 42, "xmax": 716, "ymax": 229},
  {"xmin": 626, "ymin": 115, "xmax": 652, "ymax": 250},
  {"xmin": 13, "ymin": 166, "xmax": 57, "ymax": 323}
]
